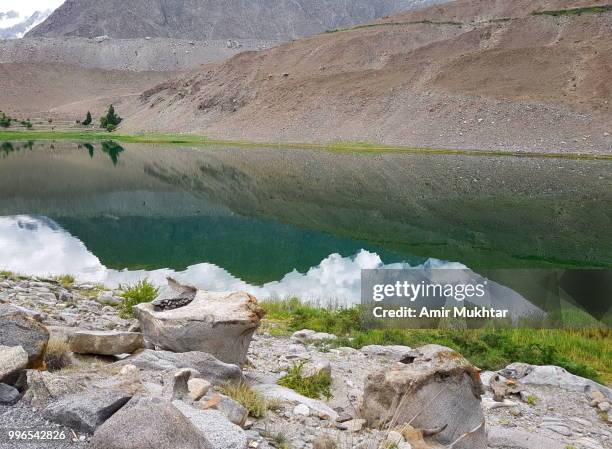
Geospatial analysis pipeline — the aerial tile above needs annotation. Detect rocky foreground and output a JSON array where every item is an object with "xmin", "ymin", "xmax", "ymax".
[{"xmin": 0, "ymin": 274, "xmax": 611, "ymax": 449}]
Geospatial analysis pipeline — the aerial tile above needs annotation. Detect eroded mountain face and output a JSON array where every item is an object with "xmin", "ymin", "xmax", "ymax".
[{"xmin": 25, "ymin": 0, "xmax": 449, "ymax": 40}]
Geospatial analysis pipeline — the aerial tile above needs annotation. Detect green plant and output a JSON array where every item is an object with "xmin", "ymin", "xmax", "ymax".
[
  {"xmin": 44, "ymin": 337, "xmax": 72, "ymax": 372},
  {"xmin": 261, "ymin": 299, "xmax": 611, "ymax": 383},
  {"xmin": 533, "ymin": 5, "xmax": 612, "ymax": 17},
  {"xmin": 0, "ymin": 113, "xmax": 11, "ymax": 128},
  {"xmin": 100, "ymin": 105, "xmax": 122, "ymax": 129},
  {"xmin": 118, "ymin": 279, "xmax": 158, "ymax": 318},
  {"xmin": 106, "ymin": 123, "xmax": 117, "ymax": 132},
  {"xmin": 55, "ymin": 274, "xmax": 75, "ymax": 288},
  {"xmin": 82, "ymin": 111, "xmax": 92, "ymax": 126},
  {"xmin": 270, "ymin": 432, "xmax": 291, "ymax": 449},
  {"xmin": 278, "ymin": 362, "xmax": 332, "ymax": 400},
  {"xmin": 526, "ymin": 395, "xmax": 538, "ymax": 406},
  {"xmin": 220, "ymin": 382, "xmax": 269, "ymax": 418},
  {"xmin": 20, "ymin": 120, "xmax": 32, "ymax": 129}
]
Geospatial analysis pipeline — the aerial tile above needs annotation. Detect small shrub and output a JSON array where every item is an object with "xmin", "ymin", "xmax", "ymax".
[
  {"xmin": 82, "ymin": 111, "xmax": 92, "ymax": 126},
  {"xmin": 55, "ymin": 274, "xmax": 75, "ymax": 288},
  {"xmin": 106, "ymin": 123, "xmax": 117, "ymax": 132},
  {"xmin": 220, "ymin": 382, "xmax": 269, "ymax": 418},
  {"xmin": 44, "ymin": 338, "xmax": 72, "ymax": 372},
  {"xmin": 278, "ymin": 362, "xmax": 332, "ymax": 400},
  {"xmin": 270, "ymin": 432, "xmax": 291, "ymax": 449},
  {"xmin": 526, "ymin": 395, "xmax": 538, "ymax": 406},
  {"xmin": 118, "ymin": 279, "xmax": 158, "ymax": 318},
  {"xmin": 0, "ymin": 113, "xmax": 11, "ymax": 128}
]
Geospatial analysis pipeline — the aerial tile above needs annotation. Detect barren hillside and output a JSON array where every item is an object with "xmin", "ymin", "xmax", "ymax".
[
  {"xmin": 0, "ymin": 37, "xmax": 275, "ymax": 72},
  {"xmin": 122, "ymin": 0, "xmax": 612, "ymax": 153},
  {"xmin": 26, "ymin": 0, "xmax": 448, "ymax": 40},
  {"xmin": 0, "ymin": 63, "xmax": 173, "ymax": 118}
]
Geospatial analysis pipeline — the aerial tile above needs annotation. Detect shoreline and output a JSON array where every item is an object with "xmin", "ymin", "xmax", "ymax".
[{"xmin": 1, "ymin": 130, "xmax": 611, "ymax": 161}]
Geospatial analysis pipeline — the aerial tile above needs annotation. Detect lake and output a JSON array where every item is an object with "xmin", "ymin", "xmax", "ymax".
[{"xmin": 0, "ymin": 140, "xmax": 610, "ymax": 304}]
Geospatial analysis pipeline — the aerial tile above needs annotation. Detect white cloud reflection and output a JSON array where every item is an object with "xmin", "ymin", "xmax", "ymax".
[{"xmin": 0, "ymin": 215, "xmax": 543, "ymax": 318}]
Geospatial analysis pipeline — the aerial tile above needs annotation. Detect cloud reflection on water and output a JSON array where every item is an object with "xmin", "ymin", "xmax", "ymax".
[{"xmin": 0, "ymin": 215, "xmax": 463, "ymax": 305}]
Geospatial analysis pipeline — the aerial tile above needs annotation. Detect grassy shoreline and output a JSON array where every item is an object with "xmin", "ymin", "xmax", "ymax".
[
  {"xmin": 261, "ymin": 299, "xmax": 612, "ymax": 384},
  {"xmin": 1, "ymin": 130, "xmax": 611, "ymax": 160}
]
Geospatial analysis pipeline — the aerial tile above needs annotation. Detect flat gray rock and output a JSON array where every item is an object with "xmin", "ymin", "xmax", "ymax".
[
  {"xmin": 117, "ymin": 349, "xmax": 244, "ymax": 386},
  {"xmin": 501, "ymin": 363, "xmax": 612, "ymax": 399},
  {"xmin": 43, "ymin": 389, "xmax": 132, "ymax": 433},
  {"xmin": 70, "ymin": 330, "xmax": 144, "ymax": 356},
  {"xmin": 487, "ymin": 426, "xmax": 564, "ymax": 449}
]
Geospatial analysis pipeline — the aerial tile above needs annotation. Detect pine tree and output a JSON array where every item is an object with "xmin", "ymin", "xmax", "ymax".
[
  {"xmin": 82, "ymin": 111, "xmax": 92, "ymax": 126},
  {"xmin": 100, "ymin": 105, "xmax": 122, "ymax": 131}
]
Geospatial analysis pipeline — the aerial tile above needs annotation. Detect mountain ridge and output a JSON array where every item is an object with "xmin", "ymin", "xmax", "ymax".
[{"xmin": 26, "ymin": 0, "xmax": 449, "ymax": 40}]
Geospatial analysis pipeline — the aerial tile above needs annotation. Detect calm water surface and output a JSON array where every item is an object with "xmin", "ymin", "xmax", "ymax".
[{"xmin": 0, "ymin": 140, "xmax": 610, "ymax": 303}]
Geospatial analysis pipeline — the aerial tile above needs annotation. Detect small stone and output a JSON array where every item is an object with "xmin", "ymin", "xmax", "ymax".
[
  {"xmin": 385, "ymin": 431, "xmax": 404, "ymax": 446},
  {"xmin": 162, "ymin": 369, "xmax": 191, "ymax": 401},
  {"xmin": 0, "ymin": 383, "xmax": 20, "ymax": 404},
  {"xmin": 293, "ymin": 404, "xmax": 310, "ymax": 416},
  {"xmin": 597, "ymin": 401, "xmax": 610, "ymax": 412},
  {"xmin": 291, "ymin": 329, "xmax": 337, "ymax": 344},
  {"xmin": 336, "ymin": 413, "xmax": 353, "ymax": 423},
  {"xmin": 199, "ymin": 392, "xmax": 248, "ymax": 427},
  {"xmin": 301, "ymin": 357, "xmax": 331, "ymax": 378},
  {"xmin": 588, "ymin": 389, "xmax": 606, "ymax": 405},
  {"xmin": 313, "ymin": 435, "xmax": 337, "ymax": 449},
  {"xmin": 188, "ymin": 378, "xmax": 211, "ymax": 401},
  {"xmin": 343, "ymin": 418, "xmax": 366, "ymax": 432}
]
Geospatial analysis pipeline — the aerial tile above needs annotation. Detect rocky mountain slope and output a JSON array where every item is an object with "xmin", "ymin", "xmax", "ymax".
[
  {"xmin": 26, "ymin": 0, "xmax": 448, "ymax": 40},
  {"xmin": 0, "ymin": 37, "xmax": 274, "ymax": 71},
  {"xmin": 121, "ymin": 0, "xmax": 612, "ymax": 153}
]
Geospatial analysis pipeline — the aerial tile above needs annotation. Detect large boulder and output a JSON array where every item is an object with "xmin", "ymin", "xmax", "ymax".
[
  {"xmin": 134, "ymin": 287, "xmax": 264, "ymax": 366},
  {"xmin": 116, "ymin": 349, "xmax": 245, "ymax": 386},
  {"xmin": 0, "ymin": 345, "xmax": 28, "ymax": 383},
  {"xmin": 0, "ymin": 304, "xmax": 49, "ymax": 367},
  {"xmin": 90, "ymin": 396, "xmax": 212, "ymax": 449},
  {"xmin": 361, "ymin": 344, "xmax": 486, "ymax": 449},
  {"xmin": 42, "ymin": 389, "xmax": 132, "ymax": 433},
  {"xmin": 70, "ymin": 330, "xmax": 144, "ymax": 356}
]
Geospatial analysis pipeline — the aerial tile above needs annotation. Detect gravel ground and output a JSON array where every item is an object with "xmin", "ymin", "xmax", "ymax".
[{"xmin": 0, "ymin": 403, "xmax": 88, "ymax": 449}]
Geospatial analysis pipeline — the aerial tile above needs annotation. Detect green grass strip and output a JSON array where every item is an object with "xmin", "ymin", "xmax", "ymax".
[
  {"xmin": 533, "ymin": 5, "xmax": 612, "ymax": 17},
  {"xmin": 0, "ymin": 130, "xmax": 610, "ymax": 161}
]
